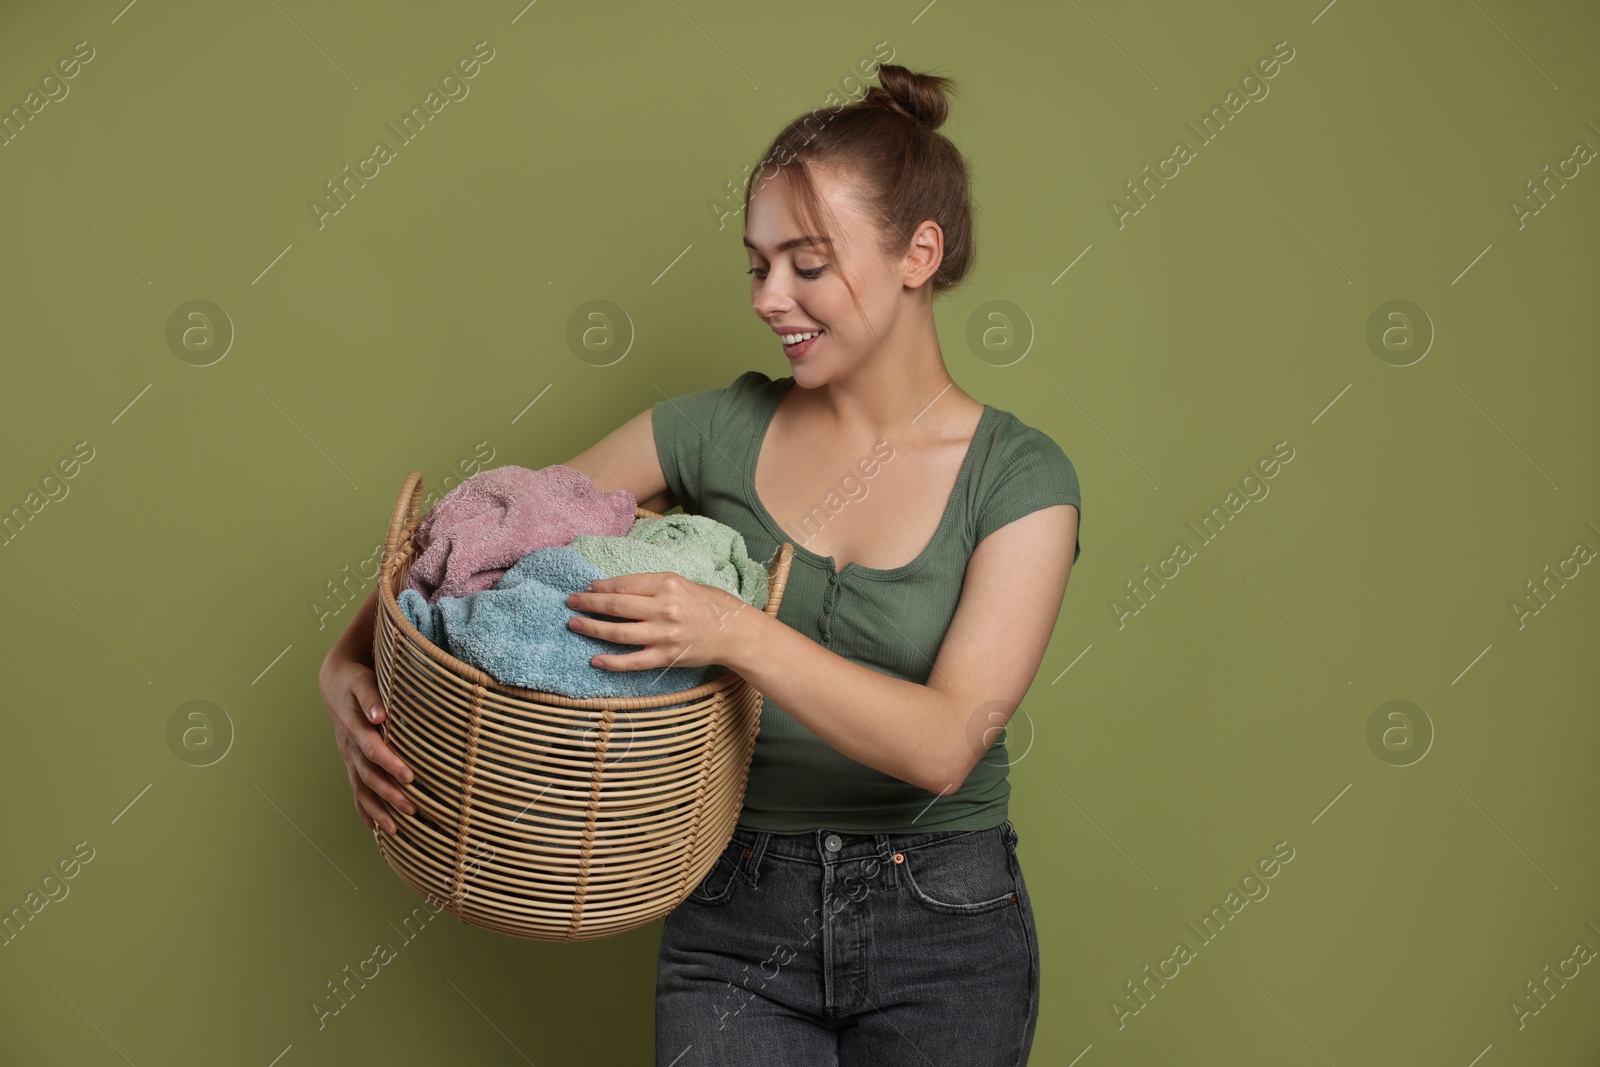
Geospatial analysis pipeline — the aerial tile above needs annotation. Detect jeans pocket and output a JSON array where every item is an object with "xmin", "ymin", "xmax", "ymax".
[
  {"xmin": 687, "ymin": 838, "xmax": 746, "ymax": 906},
  {"xmin": 900, "ymin": 828, "xmax": 1019, "ymax": 916}
]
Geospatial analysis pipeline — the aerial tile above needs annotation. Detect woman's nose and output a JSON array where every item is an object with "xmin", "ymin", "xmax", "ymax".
[{"xmin": 752, "ymin": 284, "xmax": 791, "ymax": 319}]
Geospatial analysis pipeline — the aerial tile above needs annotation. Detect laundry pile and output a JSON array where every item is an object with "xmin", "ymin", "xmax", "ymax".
[{"xmin": 397, "ymin": 464, "xmax": 770, "ymax": 700}]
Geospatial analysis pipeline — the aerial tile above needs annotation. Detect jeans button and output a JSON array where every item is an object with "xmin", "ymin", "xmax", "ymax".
[{"xmin": 824, "ymin": 833, "xmax": 842, "ymax": 852}]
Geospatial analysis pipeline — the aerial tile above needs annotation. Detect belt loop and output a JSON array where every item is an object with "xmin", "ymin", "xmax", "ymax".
[
  {"xmin": 873, "ymin": 833, "xmax": 897, "ymax": 889},
  {"xmin": 741, "ymin": 831, "xmax": 770, "ymax": 888}
]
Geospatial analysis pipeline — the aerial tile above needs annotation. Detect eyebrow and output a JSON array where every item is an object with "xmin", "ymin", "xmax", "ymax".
[{"xmin": 742, "ymin": 235, "xmax": 833, "ymax": 253}]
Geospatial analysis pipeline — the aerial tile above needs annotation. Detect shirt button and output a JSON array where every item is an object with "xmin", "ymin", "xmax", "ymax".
[
  {"xmin": 824, "ymin": 833, "xmax": 842, "ymax": 852},
  {"xmin": 829, "ymin": 573, "xmax": 838, "ymax": 585}
]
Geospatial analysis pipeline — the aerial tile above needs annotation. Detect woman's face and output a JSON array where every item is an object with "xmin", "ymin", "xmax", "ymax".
[{"xmin": 744, "ymin": 163, "xmax": 909, "ymax": 381}]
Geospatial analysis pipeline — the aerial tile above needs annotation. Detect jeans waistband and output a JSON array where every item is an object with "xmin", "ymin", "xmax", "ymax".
[{"xmin": 722, "ymin": 821, "xmax": 1017, "ymax": 889}]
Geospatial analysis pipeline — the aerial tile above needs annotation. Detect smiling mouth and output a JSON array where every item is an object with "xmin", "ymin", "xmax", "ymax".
[{"xmin": 781, "ymin": 330, "xmax": 823, "ymax": 358}]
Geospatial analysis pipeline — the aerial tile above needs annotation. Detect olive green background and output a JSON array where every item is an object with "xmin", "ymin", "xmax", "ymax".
[{"xmin": 2, "ymin": 1, "xmax": 1597, "ymax": 1064}]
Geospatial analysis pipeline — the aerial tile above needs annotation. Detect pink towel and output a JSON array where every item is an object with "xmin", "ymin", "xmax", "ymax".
[{"xmin": 404, "ymin": 464, "xmax": 637, "ymax": 602}]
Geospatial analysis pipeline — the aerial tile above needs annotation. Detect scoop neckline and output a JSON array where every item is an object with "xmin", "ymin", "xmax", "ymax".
[{"xmin": 743, "ymin": 376, "xmax": 995, "ymax": 581}]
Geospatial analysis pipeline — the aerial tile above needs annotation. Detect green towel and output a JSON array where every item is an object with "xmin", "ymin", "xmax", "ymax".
[{"xmin": 568, "ymin": 514, "xmax": 770, "ymax": 608}]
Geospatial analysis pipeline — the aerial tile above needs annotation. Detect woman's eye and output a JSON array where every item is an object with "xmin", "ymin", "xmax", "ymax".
[{"xmin": 745, "ymin": 266, "xmax": 827, "ymax": 280}]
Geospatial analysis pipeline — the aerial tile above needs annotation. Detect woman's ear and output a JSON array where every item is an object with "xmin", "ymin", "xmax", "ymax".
[{"xmin": 902, "ymin": 219, "xmax": 945, "ymax": 288}]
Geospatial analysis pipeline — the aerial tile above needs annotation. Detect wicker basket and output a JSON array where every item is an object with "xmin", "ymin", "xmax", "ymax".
[{"xmin": 371, "ymin": 469, "xmax": 794, "ymax": 941}]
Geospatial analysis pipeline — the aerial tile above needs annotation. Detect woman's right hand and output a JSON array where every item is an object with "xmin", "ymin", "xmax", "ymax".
[{"xmin": 319, "ymin": 652, "xmax": 417, "ymax": 835}]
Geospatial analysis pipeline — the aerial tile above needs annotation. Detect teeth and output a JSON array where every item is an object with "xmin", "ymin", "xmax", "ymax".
[{"xmin": 782, "ymin": 331, "xmax": 821, "ymax": 344}]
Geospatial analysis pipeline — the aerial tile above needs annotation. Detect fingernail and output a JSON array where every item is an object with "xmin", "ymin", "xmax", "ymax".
[
  {"xmin": 402, "ymin": 767, "xmax": 414, "ymax": 783},
  {"xmin": 367, "ymin": 705, "xmax": 379, "ymax": 723}
]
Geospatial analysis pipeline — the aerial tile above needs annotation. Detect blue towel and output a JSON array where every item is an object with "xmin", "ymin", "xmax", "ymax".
[{"xmin": 397, "ymin": 544, "xmax": 717, "ymax": 700}]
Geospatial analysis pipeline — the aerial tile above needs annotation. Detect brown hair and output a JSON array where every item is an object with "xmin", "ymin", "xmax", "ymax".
[{"xmin": 743, "ymin": 64, "xmax": 976, "ymax": 319}]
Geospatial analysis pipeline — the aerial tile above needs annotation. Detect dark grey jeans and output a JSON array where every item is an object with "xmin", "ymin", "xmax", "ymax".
[{"xmin": 655, "ymin": 819, "xmax": 1040, "ymax": 1066}]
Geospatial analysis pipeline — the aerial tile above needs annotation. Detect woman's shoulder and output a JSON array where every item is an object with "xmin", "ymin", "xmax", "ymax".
[
  {"xmin": 979, "ymin": 405, "xmax": 1079, "ymax": 486},
  {"xmin": 654, "ymin": 369, "xmax": 788, "ymax": 428},
  {"xmin": 968, "ymin": 404, "xmax": 1082, "ymax": 557},
  {"xmin": 661, "ymin": 368, "xmax": 790, "ymax": 408},
  {"xmin": 702, "ymin": 370, "xmax": 793, "ymax": 430},
  {"xmin": 727, "ymin": 368, "xmax": 791, "ymax": 402}
]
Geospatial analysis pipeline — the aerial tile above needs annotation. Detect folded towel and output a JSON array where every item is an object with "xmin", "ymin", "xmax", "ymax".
[
  {"xmin": 404, "ymin": 465, "xmax": 637, "ymax": 603},
  {"xmin": 398, "ymin": 545, "xmax": 714, "ymax": 700},
  {"xmin": 568, "ymin": 514, "xmax": 770, "ymax": 609}
]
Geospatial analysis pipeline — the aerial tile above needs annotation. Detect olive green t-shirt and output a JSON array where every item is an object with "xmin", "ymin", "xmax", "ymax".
[{"xmin": 651, "ymin": 370, "xmax": 1082, "ymax": 834}]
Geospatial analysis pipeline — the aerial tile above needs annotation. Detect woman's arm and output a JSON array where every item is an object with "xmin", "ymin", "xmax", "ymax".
[
  {"xmin": 560, "ymin": 405, "xmax": 677, "ymax": 514},
  {"xmin": 724, "ymin": 503, "xmax": 1079, "ymax": 796},
  {"xmin": 319, "ymin": 582, "xmax": 417, "ymax": 835}
]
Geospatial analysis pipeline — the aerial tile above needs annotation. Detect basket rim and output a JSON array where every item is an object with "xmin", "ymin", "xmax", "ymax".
[{"xmin": 377, "ymin": 468, "xmax": 795, "ymax": 710}]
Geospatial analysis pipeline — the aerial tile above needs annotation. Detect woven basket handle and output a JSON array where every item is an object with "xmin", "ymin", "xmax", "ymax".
[{"xmin": 386, "ymin": 470, "xmax": 426, "ymax": 569}]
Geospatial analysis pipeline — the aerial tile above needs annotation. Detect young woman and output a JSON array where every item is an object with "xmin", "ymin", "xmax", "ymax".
[{"xmin": 320, "ymin": 64, "xmax": 1080, "ymax": 1066}]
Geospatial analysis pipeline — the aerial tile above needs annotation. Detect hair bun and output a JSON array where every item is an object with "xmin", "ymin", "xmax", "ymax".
[{"xmin": 868, "ymin": 64, "xmax": 953, "ymax": 131}]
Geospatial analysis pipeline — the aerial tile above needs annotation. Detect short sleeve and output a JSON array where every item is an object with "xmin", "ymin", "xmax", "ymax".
[
  {"xmin": 651, "ymin": 385, "xmax": 726, "ymax": 515},
  {"xmin": 974, "ymin": 427, "xmax": 1083, "ymax": 563}
]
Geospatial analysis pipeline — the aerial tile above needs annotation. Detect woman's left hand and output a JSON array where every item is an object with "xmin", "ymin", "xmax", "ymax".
[{"xmin": 564, "ymin": 573, "xmax": 760, "ymax": 672}]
